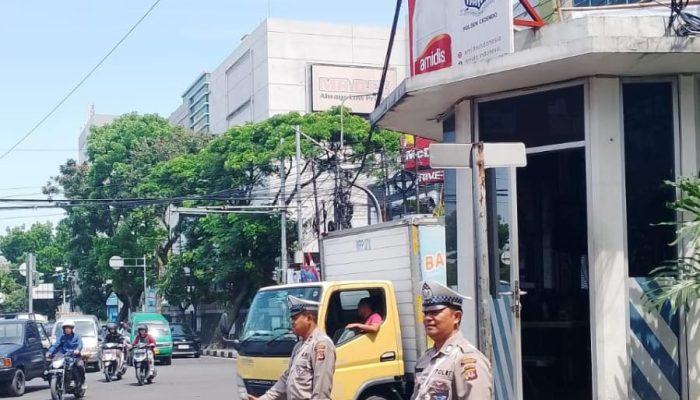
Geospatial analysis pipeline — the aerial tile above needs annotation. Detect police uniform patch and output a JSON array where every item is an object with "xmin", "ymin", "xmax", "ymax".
[
  {"xmin": 427, "ymin": 380, "xmax": 450, "ymax": 400},
  {"xmin": 460, "ymin": 357, "xmax": 477, "ymax": 366},
  {"xmin": 463, "ymin": 366, "xmax": 478, "ymax": 381},
  {"xmin": 315, "ymin": 343, "xmax": 326, "ymax": 361}
]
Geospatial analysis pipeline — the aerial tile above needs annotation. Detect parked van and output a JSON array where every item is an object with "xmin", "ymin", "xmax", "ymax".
[
  {"xmin": 53, "ymin": 315, "xmax": 101, "ymax": 371},
  {"xmin": 128, "ymin": 313, "xmax": 173, "ymax": 365}
]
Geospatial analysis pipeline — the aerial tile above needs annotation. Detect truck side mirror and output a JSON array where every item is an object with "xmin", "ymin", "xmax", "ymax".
[{"xmin": 232, "ymin": 339, "xmax": 241, "ymax": 351}]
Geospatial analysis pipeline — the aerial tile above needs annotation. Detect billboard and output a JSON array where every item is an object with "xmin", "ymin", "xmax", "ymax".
[
  {"xmin": 408, "ymin": 0, "xmax": 514, "ymax": 76},
  {"xmin": 402, "ymin": 135, "xmax": 444, "ymax": 184},
  {"xmin": 310, "ymin": 64, "xmax": 397, "ymax": 114}
]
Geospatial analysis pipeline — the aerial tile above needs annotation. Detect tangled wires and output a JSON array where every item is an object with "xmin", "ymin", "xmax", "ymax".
[{"xmin": 669, "ymin": 0, "xmax": 700, "ymax": 36}]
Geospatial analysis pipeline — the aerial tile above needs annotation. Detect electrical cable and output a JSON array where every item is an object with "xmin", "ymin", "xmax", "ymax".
[{"xmin": 0, "ymin": 0, "xmax": 163, "ymax": 163}]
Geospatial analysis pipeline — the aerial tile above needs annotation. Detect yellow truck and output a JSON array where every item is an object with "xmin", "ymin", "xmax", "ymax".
[{"xmin": 235, "ymin": 217, "xmax": 446, "ymax": 400}]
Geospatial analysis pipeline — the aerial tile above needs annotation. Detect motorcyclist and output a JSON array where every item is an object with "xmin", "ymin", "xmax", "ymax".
[
  {"xmin": 104, "ymin": 323, "xmax": 125, "ymax": 345},
  {"xmin": 48, "ymin": 321, "xmax": 86, "ymax": 390},
  {"xmin": 130, "ymin": 324, "xmax": 156, "ymax": 377}
]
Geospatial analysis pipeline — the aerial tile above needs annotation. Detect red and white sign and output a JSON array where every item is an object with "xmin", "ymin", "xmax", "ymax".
[
  {"xmin": 408, "ymin": 0, "xmax": 514, "ymax": 76},
  {"xmin": 418, "ymin": 169, "xmax": 445, "ymax": 185}
]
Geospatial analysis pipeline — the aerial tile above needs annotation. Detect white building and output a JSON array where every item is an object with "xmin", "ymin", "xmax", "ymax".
[
  {"xmin": 78, "ymin": 107, "xmax": 117, "ymax": 164},
  {"xmin": 372, "ymin": 2, "xmax": 700, "ymax": 400},
  {"xmin": 169, "ymin": 18, "xmax": 409, "ymax": 251}
]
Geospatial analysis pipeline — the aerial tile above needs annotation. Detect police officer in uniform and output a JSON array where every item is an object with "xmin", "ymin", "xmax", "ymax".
[
  {"xmin": 251, "ymin": 295, "xmax": 336, "ymax": 400},
  {"xmin": 412, "ymin": 281, "xmax": 493, "ymax": 400}
]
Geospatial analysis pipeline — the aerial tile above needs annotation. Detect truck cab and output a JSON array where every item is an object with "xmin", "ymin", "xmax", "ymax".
[{"xmin": 235, "ymin": 281, "xmax": 412, "ymax": 400}]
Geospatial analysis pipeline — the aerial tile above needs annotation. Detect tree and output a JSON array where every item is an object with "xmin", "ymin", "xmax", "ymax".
[
  {"xmin": 50, "ymin": 113, "xmax": 210, "ymax": 320},
  {"xmin": 648, "ymin": 178, "xmax": 700, "ymax": 312},
  {"xmin": 155, "ymin": 109, "xmax": 400, "ymax": 333},
  {"xmin": 0, "ymin": 222, "xmax": 68, "ymax": 316}
]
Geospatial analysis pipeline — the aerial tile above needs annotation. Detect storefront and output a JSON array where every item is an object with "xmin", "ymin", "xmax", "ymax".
[{"xmin": 371, "ymin": 12, "xmax": 700, "ymax": 400}]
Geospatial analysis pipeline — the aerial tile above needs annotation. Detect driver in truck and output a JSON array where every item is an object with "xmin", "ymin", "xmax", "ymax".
[
  {"xmin": 412, "ymin": 281, "xmax": 493, "ymax": 400},
  {"xmin": 250, "ymin": 295, "xmax": 336, "ymax": 400}
]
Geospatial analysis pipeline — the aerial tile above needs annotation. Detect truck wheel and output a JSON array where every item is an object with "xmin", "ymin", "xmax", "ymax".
[
  {"xmin": 163, "ymin": 357, "xmax": 172, "ymax": 366},
  {"xmin": 364, "ymin": 396, "xmax": 390, "ymax": 400},
  {"xmin": 5, "ymin": 369, "xmax": 26, "ymax": 397}
]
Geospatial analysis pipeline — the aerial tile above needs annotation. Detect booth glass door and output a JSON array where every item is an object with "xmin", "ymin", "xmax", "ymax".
[{"xmin": 486, "ymin": 167, "xmax": 523, "ymax": 400}]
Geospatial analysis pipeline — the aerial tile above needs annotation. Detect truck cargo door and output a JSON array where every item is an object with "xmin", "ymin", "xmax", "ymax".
[{"xmin": 486, "ymin": 167, "xmax": 524, "ymax": 400}]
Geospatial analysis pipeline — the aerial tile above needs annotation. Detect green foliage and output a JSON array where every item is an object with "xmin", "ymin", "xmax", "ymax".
[
  {"xmin": 51, "ymin": 114, "xmax": 210, "ymax": 317},
  {"xmin": 0, "ymin": 222, "xmax": 67, "ymax": 315},
  {"xmin": 648, "ymin": 178, "xmax": 700, "ymax": 312}
]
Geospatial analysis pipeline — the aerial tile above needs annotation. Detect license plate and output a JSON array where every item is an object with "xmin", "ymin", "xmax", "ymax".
[
  {"xmin": 154, "ymin": 348, "xmax": 160, "ymax": 355},
  {"xmin": 178, "ymin": 345, "xmax": 190, "ymax": 350}
]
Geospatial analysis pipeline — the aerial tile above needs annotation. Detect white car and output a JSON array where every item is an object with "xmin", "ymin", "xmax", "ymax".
[{"xmin": 52, "ymin": 315, "xmax": 101, "ymax": 371}]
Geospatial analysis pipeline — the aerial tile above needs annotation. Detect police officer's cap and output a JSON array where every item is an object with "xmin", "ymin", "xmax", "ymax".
[
  {"xmin": 421, "ymin": 281, "xmax": 471, "ymax": 312},
  {"xmin": 288, "ymin": 295, "xmax": 319, "ymax": 317}
]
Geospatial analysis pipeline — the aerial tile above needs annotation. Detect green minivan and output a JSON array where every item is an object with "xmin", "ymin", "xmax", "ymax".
[{"xmin": 129, "ymin": 313, "xmax": 173, "ymax": 365}]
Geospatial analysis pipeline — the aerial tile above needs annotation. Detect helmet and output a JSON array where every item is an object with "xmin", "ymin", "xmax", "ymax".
[
  {"xmin": 62, "ymin": 320, "xmax": 75, "ymax": 329},
  {"xmin": 107, "ymin": 322, "xmax": 118, "ymax": 331},
  {"xmin": 137, "ymin": 324, "xmax": 148, "ymax": 333}
]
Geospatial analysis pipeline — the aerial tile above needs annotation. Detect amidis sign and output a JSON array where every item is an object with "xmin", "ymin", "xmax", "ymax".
[{"xmin": 408, "ymin": 0, "xmax": 514, "ymax": 76}]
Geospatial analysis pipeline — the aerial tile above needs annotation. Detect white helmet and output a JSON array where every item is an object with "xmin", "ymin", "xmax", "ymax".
[{"xmin": 62, "ymin": 320, "xmax": 75, "ymax": 329}]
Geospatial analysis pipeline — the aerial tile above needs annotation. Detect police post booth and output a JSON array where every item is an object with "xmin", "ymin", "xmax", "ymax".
[{"xmin": 371, "ymin": 1, "xmax": 700, "ymax": 399}]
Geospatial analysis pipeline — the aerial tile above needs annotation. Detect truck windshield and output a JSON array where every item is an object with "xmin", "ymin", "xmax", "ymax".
[{"xmin": 240, "ymin": 286, "xmax": 322, "ymax": 344}]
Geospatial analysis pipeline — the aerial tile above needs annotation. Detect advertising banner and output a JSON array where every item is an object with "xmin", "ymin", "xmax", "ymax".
[
  {"xmin": 310, "ymin": 64, "xmax": 397, "ymax": 113},
  {"xmin": 408, "ymin": 0, "xmax": 514, "ymax": 76},
  {"xmin": 402, "ymin": 135, "xmax": 445, "ymax": 184},
  {"xmin": 418, "ymin": 225, "xmax": 447, "ymax": 284}
]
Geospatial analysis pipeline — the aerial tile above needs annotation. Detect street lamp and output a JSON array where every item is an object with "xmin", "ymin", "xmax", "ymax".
[{"xmin": 109, "ymin": 255, "xmax": 148, "ymax": 312}]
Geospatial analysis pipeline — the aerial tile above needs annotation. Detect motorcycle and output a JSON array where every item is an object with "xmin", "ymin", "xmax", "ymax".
[
  {"xmin": 46, "ymin": 354, "xmax": 86, "ymax": 400},
  {"xmin": 101, "ymin": 342, "xmax": 127, "ymax": 382},
  {"xmin": 132, "ymin": 343, "xmax": 156, "ymax": 386}
]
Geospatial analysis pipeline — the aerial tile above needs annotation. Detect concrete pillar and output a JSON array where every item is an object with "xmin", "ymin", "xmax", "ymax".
[
  {"xmin": 454, "ymin": 99, "xmax": 478, "ymax": 344},
  {"xmin": 586, "ymin": 77, "xmax": 630, "ymax": 400},
  {"xmin": 679, "ymin": 74, "xmax": 700, "ymax": 400}
]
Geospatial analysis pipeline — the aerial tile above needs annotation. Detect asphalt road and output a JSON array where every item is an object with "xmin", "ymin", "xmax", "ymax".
[{"xmin": 18, "ymin": 356, "xmax": 237, "ymax": 400}]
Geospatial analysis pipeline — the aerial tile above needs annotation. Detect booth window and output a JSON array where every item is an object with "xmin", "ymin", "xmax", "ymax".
[
  {"xmin": 573, "ymin": 0, "xmax": 640, "ymax": 6},
  {"xmin": 443, "ymin": 115, "xmax": 458, "ymax": 287},
  {"xmin": 623, "ymin": 81, "xmax": 677, "ymax": 277},
  {"xmin": 324, "ymin": 288, "xmax": 387, "ymax": 346}
]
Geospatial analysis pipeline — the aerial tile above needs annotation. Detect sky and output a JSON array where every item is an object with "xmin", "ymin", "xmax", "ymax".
[{"xmin": 0, "ymin": 0, "xmax": 404, "ymax": 233}]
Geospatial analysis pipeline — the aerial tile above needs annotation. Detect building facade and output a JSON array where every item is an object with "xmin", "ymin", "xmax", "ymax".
[
  {"xmin": 372, "ymin": 2, "xmax": 700, "ymax": 400},
  {"xmin": 169, "ymin": 72, "xmax": 211, "ymax": 133},
  {"xmin": 169, "ymin": 18, "xmax": 409, "ymax": 252}
]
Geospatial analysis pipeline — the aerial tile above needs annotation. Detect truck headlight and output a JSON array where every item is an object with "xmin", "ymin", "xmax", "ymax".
[{"xmin": 1, "ymin": 358, "xmax": 11, "ymax": 368}]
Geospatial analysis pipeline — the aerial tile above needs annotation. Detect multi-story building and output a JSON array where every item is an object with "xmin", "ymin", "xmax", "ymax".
[
  {"xmin": 169, "ymin": 72, "xmax": 210, "ymax": 133},
  {"xmin": 170, "ymin": 18, "xmax": 407, "ymax": 132},
  {"xmin": 169, "ymin": 18, "xmax": 409, "ymax": 252},
  {"xmin": 78, "ymin": 107, "xmax": 117, "ymax": 164}
]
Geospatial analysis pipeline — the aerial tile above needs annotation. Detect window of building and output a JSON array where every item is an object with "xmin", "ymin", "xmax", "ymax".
[
  {"xmin": 442, "ymin": 116, "xmax": 458, "ymax": 287},
  {"xmin": 478, "ymin": 85, "xmax": 584, "ymax": 147},
  {"xmin": 623, "ymin": 81, "xmax": 677, "ymax": 277}
]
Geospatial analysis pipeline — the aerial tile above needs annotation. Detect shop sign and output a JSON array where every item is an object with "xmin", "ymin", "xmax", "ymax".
[
  {"xmin": 408, "ymin": 0, "xmax": 514, "ymax": 76},
  {"xmin": 310, "ymin": 64, "xmax": 397, "ymax": 113}
]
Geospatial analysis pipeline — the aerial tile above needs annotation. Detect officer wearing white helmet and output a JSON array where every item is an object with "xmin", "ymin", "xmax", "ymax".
[
  {"xmin": 412, "ymin": 281, "xmax": 493, "ymax": 400},
  {"xmin": 48, "ymin": 320, "xmax": 86, "ymax": 390}
]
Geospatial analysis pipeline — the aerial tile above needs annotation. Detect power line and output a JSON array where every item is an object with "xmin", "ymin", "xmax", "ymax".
[{"xmin": 0, "ymin": 0, "xmax": 163, "ymax": 163}]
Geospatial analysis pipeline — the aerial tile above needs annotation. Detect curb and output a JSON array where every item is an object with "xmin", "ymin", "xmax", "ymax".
[{"xmin": 204, "ymin": 348, "xmax": 237, "ymax": 359}]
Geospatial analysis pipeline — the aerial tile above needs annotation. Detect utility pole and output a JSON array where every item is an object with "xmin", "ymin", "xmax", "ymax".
[
  {"xmin": 142, "ymin": 255, "xmax": 148, "ymax": 312},
  {"xmin": 27, "ymin": 254, "xmax": 34, "ymax": 314},
  {"xmin": 295, "ymin": 126, "xmax": 304, "ymax": 260},
  {"xmin": 279, "ymin": 138, "xmax": 288, "ymax": 284}
]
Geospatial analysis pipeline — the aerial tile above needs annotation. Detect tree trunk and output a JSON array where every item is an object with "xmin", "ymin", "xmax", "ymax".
[{"xmin": 209, "ymin": 285, "xmax": 251, "ymax": 348}]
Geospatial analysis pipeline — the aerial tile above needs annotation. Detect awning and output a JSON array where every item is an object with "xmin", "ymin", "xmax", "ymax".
[{"xmin": 370, "ymin": 15, "xmax": 700, "ymax": 141}]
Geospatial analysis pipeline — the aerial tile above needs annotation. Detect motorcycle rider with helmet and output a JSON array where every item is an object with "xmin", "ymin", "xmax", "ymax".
[
  {"xmin": 130, "ymin": 325, "xmax": 157, "ymax": 377},
  {"xmin": 104, "ymin": 322, "xmax": 127, "ymax": 369},
  {"xmin": 48, "ymin": 321, "xmax": 86, "ymax": 390}
]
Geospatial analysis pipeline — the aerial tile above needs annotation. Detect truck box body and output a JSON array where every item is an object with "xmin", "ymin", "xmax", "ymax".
[{"xmin": 322, "ymin": 216, "xmax": 444, "ymax": 374}]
